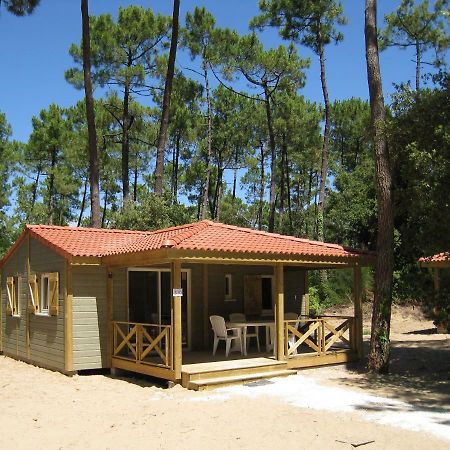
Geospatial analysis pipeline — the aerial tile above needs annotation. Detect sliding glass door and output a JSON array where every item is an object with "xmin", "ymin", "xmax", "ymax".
[{"xmin": 128, "ymin": 269, "xmax": 190, "ymax": 347}]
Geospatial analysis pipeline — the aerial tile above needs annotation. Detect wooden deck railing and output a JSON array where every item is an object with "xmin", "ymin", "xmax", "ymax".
[
  {"xmin": 113, "ymin": 321, "xmax": 172, "ymax": 369},
  {"xmin": 284, "ymin": 316, "xmax": 354, "ymax": 358}
]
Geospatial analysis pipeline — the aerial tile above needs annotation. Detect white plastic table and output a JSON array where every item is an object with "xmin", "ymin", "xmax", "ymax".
[{"xmin": 226, "ymin": 320, "xmax": 275, "ymax": 356}]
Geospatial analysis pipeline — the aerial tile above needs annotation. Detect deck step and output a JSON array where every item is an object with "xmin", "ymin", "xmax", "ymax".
[
  {"xmin": 187, "ymin": 369, "xmax": 296, "ymax": 391},
  {"xmin": 182, "ymin": 358, "xmax": 287, "ymax": 382}
]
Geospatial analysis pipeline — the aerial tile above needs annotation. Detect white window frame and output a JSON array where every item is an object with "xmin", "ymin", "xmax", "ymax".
[
  {"xmin": 224, "ymin": 273, "xmax": 233, "ymax": 301},
  {"xmin": 39, "ymin": 274, "xmax": 51, "ymax": 315},
  {"xmin": 12, "ymin": 276, "xmax": 20, "ymax": 317}
]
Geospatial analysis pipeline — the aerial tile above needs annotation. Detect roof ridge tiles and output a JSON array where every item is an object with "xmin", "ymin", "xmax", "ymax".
[
  {"xmin": 162, "ymin": 220, "xmax": 213, "ymax": 246},
  {"xmin": 144, "ymin": 220, "xmax": 212, "ymax": 237}
]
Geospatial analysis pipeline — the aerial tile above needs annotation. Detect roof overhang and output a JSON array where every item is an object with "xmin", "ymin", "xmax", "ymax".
[
  {"xmin": 419, "ymin": 260, "xmax": 450, "ymax": 269},
  {"xmin": 102, "ymin": 248, "xmax": 376, "ymax": 268}
]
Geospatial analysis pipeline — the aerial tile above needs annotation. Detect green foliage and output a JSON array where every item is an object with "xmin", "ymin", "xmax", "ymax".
[
  {"xmin": 109, "ymin": 194, "xmax": 195, "ymax": 231},
  {"xmin": 309, "ymin": 267, "xmax": 373, "ymax": 310},
  {"xmin": 1, "ymin": 0, "xmax": 40, "ymax": 16},
  {"xmin": 252, "ymin": 0, "xmax": 347, "ymax": 54},
  {"xmin": 307, "ymin": 286, "xmax": 322, "ymax": 316},
  {"xmin": 182, "ymin": 7, "xmax": 222, "ymax": 65},
  {"xmin": 325, "ymin": 99, "xmax": 377, "ymax": 249},
  {"xmin": 66, "ymin": 6, "xmax": 170, "ymax": 90},
  {"xmin": 217, "ymin": 193, "xmax": 253, "ymax": 228},
  {"xmin": 380, "ymin": 1, "xmax": 450, "ymax": 74},
  {"xmin": 0, "ymin": 111, "xmax": 14, "ymax": 256},
  {"xmin": 390, "ymin": 75, "xmax": 450, "ymax": 300}
]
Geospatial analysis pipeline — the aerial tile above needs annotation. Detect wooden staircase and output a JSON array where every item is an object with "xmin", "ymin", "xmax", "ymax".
[{"xmin": 181, "ymin": 357, "xmax": 296, "ymax": 391}]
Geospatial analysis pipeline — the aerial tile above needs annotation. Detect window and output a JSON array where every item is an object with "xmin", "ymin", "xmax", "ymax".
[
  {"xmin": 28, "ymin": 274, "xmax": 39, "ymax": 313},
  {"xmin": 33, "ymin": 272, "xmax": 59, "ymax": 316},
  {"xmin": 6, "ymin": 276, "xmax": 20, "ymax": 316},
  {"xmin": 40, "ymin": 274, "xmax": 51, "ymax": 314},
  {"xmin": 225, "ymin": 274, "xmax": 233, "ymax": 300}
]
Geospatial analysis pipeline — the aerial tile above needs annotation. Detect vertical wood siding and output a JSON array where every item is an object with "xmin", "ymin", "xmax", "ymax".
[
  {"xmin": 29, "ymin": 238, "xmax": 65, "ymax": 370},
  {"xmin": 72, "ymin": 265, "xmax": 108, "ymax": 370},
  {"xmin": 1, "ymin": 240, "xmax": 27, "ymax": 359},
  {"xmin": 1, "ymin": 237, "xmax": 66, "ymax": 371}
]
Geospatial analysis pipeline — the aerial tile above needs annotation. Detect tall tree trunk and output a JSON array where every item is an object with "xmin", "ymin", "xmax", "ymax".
[
  {"xmin": 81, "ymin": 0, "xmax": 101, "ymax": 228},
  {"xmin": 133, "ymin": 151, "xmax": 138, "ymax": 202},
  {"xmin": 77, "ymin": 176, "xmax": 88, "ymax": 227},
  {"xmin": 122, "ymin": 82, "xmax": 131, "ymax": 204},
  {"xmin": 232, "ymin": 148, "xmax": 238, "ymax": 200},
  {"xmin": 365, "ymin": 0, "xmax": 394, "ymax": 374},
  {"xmin": 172, "ymin": 134, "xmax": 180, "ymax": 203},
  {"xmin": 279, "ymin": 134, "xmax": 286, "ymax": 230},
  {"xmin": 258, "ymin": 142, "xmax": 265, "ymax": 231},
  {"xmin": 283, "ymin": 136, "xmax": 293, "ymax": 235},
  {"xmin": 47, "ymin": 148, "xmax": 57, "ymax": 225},
  {"xmin": 317, "ymin": 39, "xmax": 331, "ymax": 242},
  {"xmin": 415, "ymin": 40, "xmax": 421, "ymax": 92},
  {"xmin": 101, "ymin": 188, "xmax": 108, "ymax": 228},
  {"xmin": 201, "ymin": 64, "xmax": 213, "ymax": 220},
  {"xmin": 214, "ymin": 167, "xmax": 224, "ymax": 221},
  {"xmin": 27, "ymin": 167, "xmax": 41, "ymax": 221},
  {"xmin": 264, "ymin": 83, "xmax": 277, "ymax": 233},
  {"xmin": 154, "ymin": 0, "xmax": 180, "ymax": 196}
]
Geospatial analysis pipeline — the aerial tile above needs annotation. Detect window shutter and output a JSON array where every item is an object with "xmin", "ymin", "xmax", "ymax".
[
  {"xmin": 48, "ymin": 272, "xmax": 59, "ymax": 316},
  {"xmin": 28, "ymin": 274, "xmax": 40, "ymax": 314},
  {"xmin": 6, "ymin": 276, "xmax": 14, "ymax": 316}
]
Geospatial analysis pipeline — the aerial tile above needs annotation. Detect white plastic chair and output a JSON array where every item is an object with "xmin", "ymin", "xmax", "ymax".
[
  {"xmin": 287, "ymin": 315, "xmax": 302, "ymax": 355},
  {"xmin": 229, "ymin": 313, "xmax": 260, "ymax": 352},
  {"xmin": 210, "ymin": 315, "xmax": 243, "ymax": 357}
]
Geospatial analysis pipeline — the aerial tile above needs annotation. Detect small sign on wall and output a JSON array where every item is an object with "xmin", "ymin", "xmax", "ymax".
[{"xmin": 172, "ymin": 288, "xmax": 183, "ymax": 297}]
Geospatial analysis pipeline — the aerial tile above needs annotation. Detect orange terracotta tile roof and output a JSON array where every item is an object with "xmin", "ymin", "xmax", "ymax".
[
  {"xmin": 419, "ymin": 252, "xmax": 450, "ymax": 264},
  {"xmin": 0, "ymin": 220, "xmax": 374, "ymax": 267}
]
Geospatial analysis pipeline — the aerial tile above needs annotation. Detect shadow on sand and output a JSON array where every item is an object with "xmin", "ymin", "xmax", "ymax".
[{"xmin": 339, "ymin": 337, "xmax": 450, "ymax": 417}]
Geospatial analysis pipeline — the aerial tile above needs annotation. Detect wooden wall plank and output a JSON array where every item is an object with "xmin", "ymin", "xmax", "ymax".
[{"xmin": 65, "ymin": 261, "xmax": 73, "ymax": 372}]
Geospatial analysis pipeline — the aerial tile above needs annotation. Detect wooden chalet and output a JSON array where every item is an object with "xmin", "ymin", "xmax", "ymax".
[
  {"xmin": 419, "ymin": 252, "xmax": 450, "ymax": 293},
  {"xmin": 0, "ymin": 220, "xmax": 375, "ymax": 390}
]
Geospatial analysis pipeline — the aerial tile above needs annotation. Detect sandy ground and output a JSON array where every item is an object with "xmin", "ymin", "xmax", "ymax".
[{"xmin": 0, "ymin": 304, "xmax": 448, "ymax": 450}]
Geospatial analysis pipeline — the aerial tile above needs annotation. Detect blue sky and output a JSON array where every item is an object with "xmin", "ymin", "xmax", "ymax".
[{"xmin": 0, "ymin": 0, "xmax": 431, "ymax": 142}]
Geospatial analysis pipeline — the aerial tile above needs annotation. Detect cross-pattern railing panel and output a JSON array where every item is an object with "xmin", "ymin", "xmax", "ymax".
[
  {"xmin": 284, "ymin": 318, "xmax": 322, "ymax": 357},
  {"xmin": 322, "ymin": 316, "xmax": 353, "ymax": 352},
  {"xmin": 284, "ymin": 316, "xmax": 355, "ymax": 358},
  {"xmin": 113, "ymin": 321, "xmax": 172, "ymax": 369}
]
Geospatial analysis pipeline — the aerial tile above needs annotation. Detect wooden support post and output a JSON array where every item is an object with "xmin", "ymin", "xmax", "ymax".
[
  {"xmin": 64, "ymin": 261, "xmax": 74, "ymax": 372},
  {"xmin": 107, "ymin": 268, "xmax": 114, "ymax": 368},
  {"xmin": 172, "ymin": 260, "xmax": 182, "ymax": 380},
  {"xmin": 275, "ymin": 263, "xmax": 285, "ymax": 360},
  {"xmin": 433, "ymin": 268, "xmax": 440, "ymax": 294},
  {"xmin": 353, "ymin": 265, "xmax": 363, "ymax": 358},
  {"xmin": 203, "ymin": 264, "xmax": 209, "ymax": 348}
]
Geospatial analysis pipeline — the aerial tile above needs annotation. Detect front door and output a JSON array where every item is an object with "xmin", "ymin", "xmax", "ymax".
[{"xmin": 128, "ymin": 269, "xmax": 190, "ymax": 347}]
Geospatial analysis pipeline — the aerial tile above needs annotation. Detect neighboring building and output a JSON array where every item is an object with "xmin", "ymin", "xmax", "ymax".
[{"xmin": 0, "ymin": 220, "xmax": 374, "ymax": 389}]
